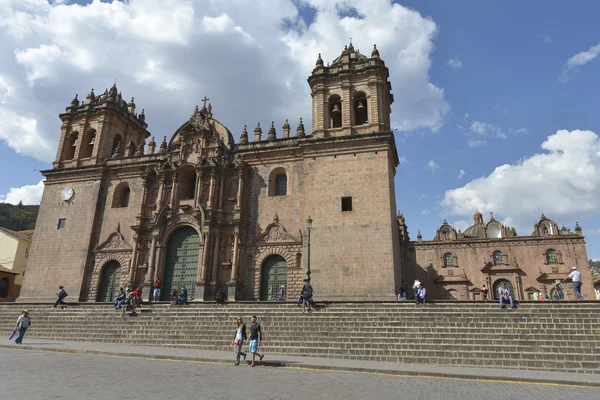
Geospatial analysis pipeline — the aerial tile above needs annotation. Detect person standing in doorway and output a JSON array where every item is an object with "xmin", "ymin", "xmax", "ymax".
[
  {"xmin": 564, "ymin": 266, "xmax": 584, "ymax": 300},
  {"xmin": 153, "ymin": 278, "xmax": 162, "ymax": 303},
  {"xmin": 14, "ymin": 310, "xmax": 31, "ymax": 344},
  {"xmin": 53, "ymin": 286, "xmax": 68, "ymax": 308},
  {"xmin": 232, "ymin": 317, "xmax": 247, "ymax": 365},
  {"xmin": 249, "ymin": 315, "xmax": 264, "ymax": 367}
]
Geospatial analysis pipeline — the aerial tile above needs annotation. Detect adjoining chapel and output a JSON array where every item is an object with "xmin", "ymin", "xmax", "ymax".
[
  {"xmin": 19, "ymin": 43, "xmax": 402, "ymax": 302},
  {"xmin": 18, "ymin": 41, "xmax": 593, "ymax": 303}
]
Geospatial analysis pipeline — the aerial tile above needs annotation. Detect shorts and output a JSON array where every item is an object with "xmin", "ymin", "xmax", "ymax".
[
  {"xmin": 249, "ymin": 339, "xmax": 258, "ymax": 353},
  {"xmin": 153, "ymin": 288, "xmax": 161, "ymax": 298}
]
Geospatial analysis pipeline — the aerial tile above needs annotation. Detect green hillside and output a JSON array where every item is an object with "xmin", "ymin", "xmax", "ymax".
[{"xmin": 0, "ymin": 202, "xmax": 40, "ymax": 231}]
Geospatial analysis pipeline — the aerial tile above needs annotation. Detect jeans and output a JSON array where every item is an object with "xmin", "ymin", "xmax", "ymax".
[
  {"xmin": 573, "ymin": 281, "xmax": 583, "ymax": 299},
  {"xmin": 499, "ymin": 296, "xmax": 514, "ymax": 308},
  {"xmin": 16, "ymin": 326, "xmax": 28, "ymax": 344},
  {"xmin": 416, "ymin": 295, "xmax": 426, "ymax": 304},
  {"xmin": 235, "ymin": 339, "xmax": 246, "ymax": 363},
  {"xmin": 53, "ymin": 298, "xmax": 66, "ymax": 307},
  {"xmin": 115, "ymin": 299, "xmax": 125, "ymax": 309}
]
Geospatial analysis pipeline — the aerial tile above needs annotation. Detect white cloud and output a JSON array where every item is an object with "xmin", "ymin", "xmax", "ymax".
[
  {"xmin": 0, "ymin": 179, "xmax": 44, "ymax": 205},
  {"xmin": 470, "ymin": 121, "xmax": 506, "ymax": 139},
  {"xmin": 426, "ymin": 159, "xmax": 440, "ymax": 172},
  {"xmin": 561, "ymin": 42, "xmax": 600, "ymax": 82},
  {"xmin": 510, "ymin": 128, "xmax": 528, "ymax": 135},
  {"xmin": 420, "ymin": 209, "xmax": 431, "ymax": 215},
  {"xmin": 0, "ymin": 108, "xmax": 54, "ymax": 161},
  {"xmin": 447, "ymin": 57, "xmax": 462, "ymax": 68},
  {"xmin": 442, "ymin": 129, "xmax": 600, "ymax": 234},
  {"xmin": 399, "ymin": 156, "xmax": 408, "ymax": 165},
  {"xmin": 0, "ymin": 0, "xmax": 450, "ymax": 163},
  {"xmin": 463, "ymin": 113, "xmax": 469, "ymax": 120},
  {"xmin": 0, "ymin": 76, "xmax": 12, "ymax": 103},
  {"xmin": 468, "ymin": 139, "xmax": 486, "ymax": 148},
  {"xmin": 457, "ymin": 169, "xmax": 465, "ymax": 180}
]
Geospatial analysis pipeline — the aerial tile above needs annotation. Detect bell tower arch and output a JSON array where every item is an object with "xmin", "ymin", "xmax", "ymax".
[{"xmin": 308, "ymin": 42, "xmax": 394, "ymax": 138}]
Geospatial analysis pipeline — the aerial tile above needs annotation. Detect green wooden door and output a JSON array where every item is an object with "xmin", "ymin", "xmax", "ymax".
[
  {"xmin": 162, "ymin": 226, "xmax": 200, "ymax": 301},
  {"xmin": 98, "ymin": 261, "xmax": 122, "ymax": 302},
  {"xmin": 260, "ymin": 255, "xmax": 288, "ymax": 301}
]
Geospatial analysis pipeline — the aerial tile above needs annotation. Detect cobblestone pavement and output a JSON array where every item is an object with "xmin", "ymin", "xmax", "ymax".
[{"xmin": 3, "ymin": 348, "xmax": 599, "ymax": 400}]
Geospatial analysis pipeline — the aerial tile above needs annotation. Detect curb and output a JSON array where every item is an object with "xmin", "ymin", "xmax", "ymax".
[{"xmin": 1, "ymin": 344, "xmax": 598, "ymax": 388}]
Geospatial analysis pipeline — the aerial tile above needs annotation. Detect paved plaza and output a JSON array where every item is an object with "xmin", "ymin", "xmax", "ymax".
[{"xmin": 3, "ymin": 347, "xmax": 599, "ymax": 400}]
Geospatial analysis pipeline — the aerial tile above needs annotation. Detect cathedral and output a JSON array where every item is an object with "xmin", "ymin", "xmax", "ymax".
[
  {"xmin": 19, "ymin": 43, "xmax": 402, "ymax": 302},
  {"xmin": 19, "ymin": 42, "xmax": 594, "ymax": 303}
]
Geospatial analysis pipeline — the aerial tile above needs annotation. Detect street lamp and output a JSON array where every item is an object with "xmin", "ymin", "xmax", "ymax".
[{"xmin": 306, "ymin": 215, "xmax": 313, "ymax": 283}]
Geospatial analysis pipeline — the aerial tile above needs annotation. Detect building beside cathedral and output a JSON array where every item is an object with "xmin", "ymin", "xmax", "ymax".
[
  {"xmin": 19, "ymin": 43, "xmax": 402, "ymax": 302},
  {"xmin": 399, "ymin": 211, "xmax": 595, "ymax": 300}
]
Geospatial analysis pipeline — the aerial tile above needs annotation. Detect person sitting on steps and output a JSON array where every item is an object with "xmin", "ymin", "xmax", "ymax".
[
  {"xmin": 115, "ymin": 287, "xmax": 126, "ymax": 309},
  {"xmin": 176, "ymin": 286, "xmax": 188, "ymax": 305},
  {"xmin": 498, "ymin": 282, "xmax": 516, "ymax": 309},
  {"xmin": 215, "ymin": 288, "xmax": 227, "ymax": 305},
  {"xmin": 415, "ymin": 284, "xmax": 426, "ymax": 305}
]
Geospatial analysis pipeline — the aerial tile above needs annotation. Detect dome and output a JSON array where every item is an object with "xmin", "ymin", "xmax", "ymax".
[
  {"xmin": 473, "ymin": 211, "xmax": 483, "ymax": 219},
  {"xmin": 463, "ymin": 222, "xmax": 486, "ymax": 239}
]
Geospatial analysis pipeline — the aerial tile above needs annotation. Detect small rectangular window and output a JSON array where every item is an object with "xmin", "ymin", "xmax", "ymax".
[
  {"xmin": 341, "ymin": 196, "xmax": 352, "ymax": 212},
  {"xmin": 58, "ymin": 218, "xmax": 66, "ymax": 229}
]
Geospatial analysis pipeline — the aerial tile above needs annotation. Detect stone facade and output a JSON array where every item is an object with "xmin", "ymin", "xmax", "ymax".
[
  {"xmin": 400, "ymin": 212, "xmax": 595, "ymax": 300},
  {"xmin": 19, "ymin": 43, "xmax": 401, "ymax": 302}
]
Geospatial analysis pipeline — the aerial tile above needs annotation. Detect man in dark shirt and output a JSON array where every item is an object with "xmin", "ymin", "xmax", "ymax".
[{"xmin": 249, "ymin": 315, "xmax": 264, "ymax": 367}]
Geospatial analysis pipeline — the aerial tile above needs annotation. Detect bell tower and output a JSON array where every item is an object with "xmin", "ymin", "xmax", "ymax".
[
  {"xmin": 53, "ymin": 84, "xmax": 149, "ymax": 169},
  {"xmin": 308, "ymin": 42, "xmax": 394, "ymax": 137}
]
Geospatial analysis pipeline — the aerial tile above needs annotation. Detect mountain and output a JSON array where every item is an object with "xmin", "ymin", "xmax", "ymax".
[{"xmin": 0, "ymin": 202, "xmax": 40, "ymax": 231}]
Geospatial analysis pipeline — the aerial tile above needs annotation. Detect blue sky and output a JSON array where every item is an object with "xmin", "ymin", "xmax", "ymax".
[{"xmin": 1, "ymin": 0, "xmax": 600, "ymax": 258}]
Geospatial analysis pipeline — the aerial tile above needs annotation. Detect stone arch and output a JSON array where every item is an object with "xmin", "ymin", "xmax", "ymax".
[
  {"xmin": 80, "ymin": 129, "xmax": 96, "ymax": 158},
  {"xmin": 328, "ymin": 94, "xmax": 342, "ymax": 128},
  {"xmin": 492, "ymin": 278, "xmax": 514, "ymax": 300},
  {"xmin": 259, "ymin": 254, "xmax": 288, "ymax": 301},
  {"xmin": 160, "ymin": 222, "xmax": 202, "ymax": 247},
  {"xmin": 352, "ymin": 90, "xmax": 368, "ymax": 126},
  {"xmin": 64, "ymin": 131, "xmax": 79, "ymax": 160},
  {"xmin": 441, "ymin": 252, "xmax": 457, "ymax": 267},
  {"xmin": 492, "ymin": 250, "xmax": 504, "ymax": 265},
  {"xmin": 88, "ymin": 253, "xmax": 131, "ymax": 301},
  {"xmin": 96, "ymin": 259, "xmax": 123, "ymax": 301},
  {"xmin": 161, "ymin": 225, "xmax": 201, "ymax": 301},
  {"xmin": 255, "ymin": 247, "xmax": 296, "ymax": 270},
  {"xmin": 112, "ymin": 182, "xmax": 131, "ymax": 208}
]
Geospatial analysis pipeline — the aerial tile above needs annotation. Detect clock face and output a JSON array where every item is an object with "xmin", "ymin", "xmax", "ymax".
[{"xmin": 61, "ymin": 187, "xmax": 74, "ymax": 202}]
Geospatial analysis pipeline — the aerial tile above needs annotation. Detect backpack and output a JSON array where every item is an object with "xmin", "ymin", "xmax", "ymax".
[{"xmin": 59, "ymin": 289, "xmax": 68, "ymax": 299}]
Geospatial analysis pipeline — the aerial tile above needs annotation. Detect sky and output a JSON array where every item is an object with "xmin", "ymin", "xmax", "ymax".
[{"xmin": 1, "ymin": 0, "xmax": 600, "ymax": 258}]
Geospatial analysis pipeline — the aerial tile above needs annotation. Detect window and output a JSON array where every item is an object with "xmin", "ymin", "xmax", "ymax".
[
  {"xmin": 112, "ymin": 183, "xmax": 131, "ymax": 208},
  {"xmin": 353, "ymin": 94, "xmax": 368, "ymax": 125},
  {"xmin": 443, "ymin": 252, "xmax": 454, "ymax": 267},
  {"xmin": 275, "ymin": 174, "xmax": 287, "ymax": 196},
  {"xmin": 0, "ymin": 278, "xmax": 9, "ymax": 298},
  {"xmin": 178, "ymin": 168, "xmax": 197, "ymax": 200},
  {"xmin": 328, "ymin": 95, "xmax": 342, "ymax": 128},
  {"xmin": 58, "ymin": 218, "xmax": 66, "ymax": 229},
  {"xmin": 493, "ymin": 250, "xmax": 504, "ymax": 265},
  {"xmin": 64, "ymin": 132, "xmax": 78, "ymax": 160},
  {"xmin": 546, "ymin": 249, "xmax": 558, "ymax": 264},
  {"xmin": 341, "ymin": 196, "xmax": 352, "ymax": 212},
  {"xmin": 80, "ymin": 130, "xmax": 95, "ymax": 158}
]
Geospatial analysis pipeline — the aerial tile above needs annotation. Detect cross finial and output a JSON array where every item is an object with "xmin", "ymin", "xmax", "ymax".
[
  {"xmin": 201, "ymin": 96, "xmax": 210, "ymax": 109},
  {"xmin": 349, "ymin": 36, "xmax": 353, "ymax": 45},
  {"xmin": 490, "ymin": 211, "xmax": 494, "ymax": 219}
]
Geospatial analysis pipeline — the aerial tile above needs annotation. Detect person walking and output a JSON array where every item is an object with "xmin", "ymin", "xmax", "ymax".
[
  {"xmin": 232, "ymin": 317, "xmax": 247, "ymax": 365},
  {"xmin": 53, "ymin": 286, "xmax": 68, "ymax": 308},
  {"xmin": 564, "ymin": 266, "xmax": 584, "ymax": 300},
  {"xmin": 153, "ymin": 278, "xmax": 162, "ymax": 302},
  {"xmin": 249, "ymin": 315, "xmax": 264, "ymax": 367},
  {"xmin": 14, "ymin": 310, "xmax": 31, "ymax": 344}
]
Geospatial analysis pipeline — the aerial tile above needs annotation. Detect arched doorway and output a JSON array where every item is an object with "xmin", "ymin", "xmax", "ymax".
[
  {"xmin": 260, "ymin": 255, "xmax": 288, "ymax": 301},
  {"xmin": 162, "ymin": 226, "xmax": 200, "ymax": 301},
  {"xmin": 97, "ymin": 261, "xmax": 122, "ymax": 302},
  {"xmin": 0, "ymin": 277, "xmax": 9, "ymax": 298},
  {"xmin": 492, "ymin": 279, "xmax": 514, "ymax": 300}
]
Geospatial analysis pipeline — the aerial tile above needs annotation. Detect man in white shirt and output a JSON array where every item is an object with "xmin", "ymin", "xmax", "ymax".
[
  {"xmin": 497, "ymin": 282, "xmax": 516, "ymax": 309},
  {"xmin": 564, "ymin": 266, "xmax": 583, "ymax": 300}
]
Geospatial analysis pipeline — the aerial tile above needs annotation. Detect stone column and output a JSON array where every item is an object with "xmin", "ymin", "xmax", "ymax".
[
  {"xmin": 227, "ymin": 229, "xmax": 240, "ymax": 301},
  {"xmin": 129, "ymin": 234, "xmax": 139, "ymax": 284},
  {"xmin": 236, "ymin": 171, "xmax": 243, "ymax": 210},
  {"xmin": 368, "ymin": 80, "xmax": 381, "ymax": 127},
  {"xmin": 194, "ymin": 170, "xmax": 202, "ymax": 208},
  {"xmin": 211, "ymin": 233, "xmax": 220, "ymax": 283},
  {"xmin": 170, "ymin": 172, "xmax": 179, "ymax": 209},
  {"xmin": 156, "ymin": 174, "xmax": 165, "ymax": 208},
  {"xmin": 514, "ymin": 274, "xmax": 523, "ymax": 300},
  {"xmin": 207, "ymin": 171, "xmax": 215, "ymax": 209},
  {"xmin": 139, "ymin": 179, "xmax": 148, "ymax": 217},
  {"xmin": 194, "ymin": 232, "xmax": 207, "ymax": 302},
  {"xmin": 342, "ymin": 82, "xmax": 352, "ymax": 129},
  {"xmin": 218, "ymin": 171, "xmax": 225, "ymax": 210}
]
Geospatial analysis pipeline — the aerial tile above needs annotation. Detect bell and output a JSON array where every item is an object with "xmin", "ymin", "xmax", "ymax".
[
  {"xmin": 89, "ymin": 136, "xmax": 95, "ymax": 146},
  {"xmin": 71, "ymin": 141, "xmax": 77, "ymax": 148},
  {"xmin": 332, "ymin": 104, "xmax": 341, "ymax": 114},
  {"xmin": 357, "ymin": 99, "xmax": 365, "ymax": 110}
]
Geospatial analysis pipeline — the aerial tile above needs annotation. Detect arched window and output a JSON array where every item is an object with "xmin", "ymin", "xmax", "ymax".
[
  {"xmin": 546, "ymin": 249, "xmax": 558, "ymax": 264},
  {"xmin": 111, "ymin": 134, "xmax": 123, "ymax": 156},
  {"xmin": 353, "ymin": 93, "xmax": 368, "ymax": 125},
  {"xmin": 0, "ymin": 277, "xmax": 9, "ymax": 298},
  {"xmin": 112, "ymin": 183, "xmax": 130, "ymax": 208},
  {"xmin": 493, "ymin": 250, "xmax": 504, "ymax": 265},
  {"xmin": 178, "ymin": 167, "xmax": 197, "ymax": 200},
  {"xmin": 64, "ymin": 132, "xmax": 78, "ymax": 160},
  {"xmin": 80, "ymin": 130, "xmax": 95, "ymax": 158},
  {"xmin": 328, "ymin": 95, "xmax": 342, "ymax": 128},
  {"xmin": 275, "ymin": 174, "xmax": 287, "ymax": 196},
  {"xmin": 443, "ymin": 252, "xmax": 454, "ymax": 267}
]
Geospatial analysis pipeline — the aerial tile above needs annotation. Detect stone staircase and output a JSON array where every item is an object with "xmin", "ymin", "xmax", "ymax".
[{"xmin": 1, "ymin": 301, "xmax": 599, "ymax": 373}]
